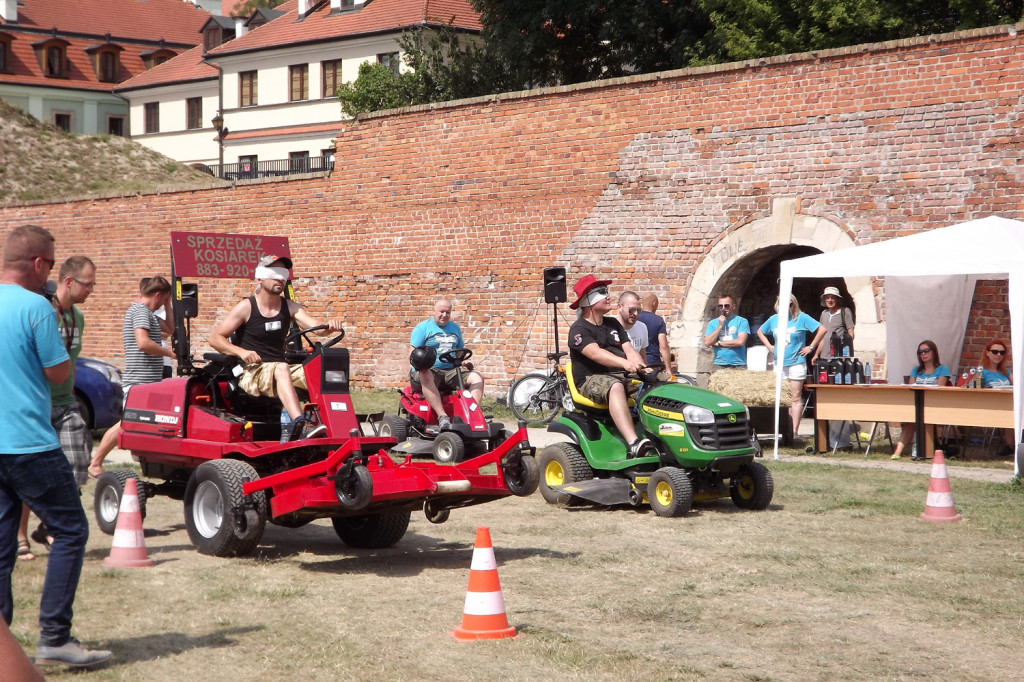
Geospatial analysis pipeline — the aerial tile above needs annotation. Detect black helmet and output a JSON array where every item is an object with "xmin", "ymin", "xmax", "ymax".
[{"xmin": 409, "ymin": 346, "xmax": 437, "ymax": 371}]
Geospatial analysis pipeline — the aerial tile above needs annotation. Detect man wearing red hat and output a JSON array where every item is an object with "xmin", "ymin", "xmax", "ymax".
[{"xmin": 567, "ymin": 274, "xmax": 652, "ymax": 458}]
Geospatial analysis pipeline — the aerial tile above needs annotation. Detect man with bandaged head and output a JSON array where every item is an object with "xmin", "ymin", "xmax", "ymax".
[{"xmin": 210, "ymin": 255, "xmax": 342, "ymax": 441}]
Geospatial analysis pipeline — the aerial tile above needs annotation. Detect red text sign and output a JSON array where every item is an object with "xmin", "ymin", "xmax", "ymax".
[{"xmin": 170, "ymin": 231, "xmax": 291, "ymax": 279}]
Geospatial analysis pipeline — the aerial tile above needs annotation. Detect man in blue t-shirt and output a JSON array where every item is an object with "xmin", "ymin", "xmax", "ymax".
[
  {"xmin": 638, "ymin": 293, "xmax": 671, "ymax": 368},
  {"xmin": 703, "ymin": 294, "xmax": 750, "ymax": 370},
  {"xmin": 0, "ymin": 225, "xmax": 111, "ymax": 668},
  {"xmin": 410, "ymin": 299, "xmax": 484, "ymax": 430}
]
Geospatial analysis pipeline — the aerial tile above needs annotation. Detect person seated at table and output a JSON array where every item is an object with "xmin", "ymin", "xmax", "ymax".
[
  {"xmin": 979, "ymin": 338, "xmax": 1015, "ymax": 457},
  {"xmin": 891, "ymin": 339, "xmax": 950, "ymax": 461}
]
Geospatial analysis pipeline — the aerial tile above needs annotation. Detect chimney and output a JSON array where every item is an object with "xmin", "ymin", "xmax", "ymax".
[
  {"xmin": 297, "ymin": 0, "xmax": 309, "ymax": 15},
  {"xmin": 330, "ymin": 0, "xmax": 340, "ymax": 9},
  {"xmin": 234, "ymin": 17, "xmax": 247, "ymax": 39},
  {"xmin": 1, "ymin": 0, "xmax": 17, "ymax": 23}
]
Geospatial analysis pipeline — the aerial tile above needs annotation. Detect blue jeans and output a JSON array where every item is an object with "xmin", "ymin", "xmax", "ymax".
[{"xmin": 0, "ymin": 448, "xmax": 89, "ymax": 647}]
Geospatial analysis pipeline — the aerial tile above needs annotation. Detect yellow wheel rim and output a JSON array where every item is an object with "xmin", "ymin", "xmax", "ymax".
[
  {"xmin": 655, "ymin": 480, "xmax": 673, "ymax": 507},
  {"xmin": 544, "ymin": 460, "xmax": 565, "ymax": 488},
  {"xmin": 736, "ymin": 475, "xmax": 753, "ymax": 499}
]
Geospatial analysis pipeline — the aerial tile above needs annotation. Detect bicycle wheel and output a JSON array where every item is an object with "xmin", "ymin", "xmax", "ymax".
[{"xmin": 508, "ymin": 373, "xmax": 562, "ymax": 424}]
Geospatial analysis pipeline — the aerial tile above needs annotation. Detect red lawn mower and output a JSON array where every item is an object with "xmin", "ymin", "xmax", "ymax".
[{"xmin": 92, "ymin": 231, "xmax": 539, "ymax": 557}]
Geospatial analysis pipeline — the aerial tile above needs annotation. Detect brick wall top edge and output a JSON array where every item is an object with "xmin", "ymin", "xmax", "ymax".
[{"xmin": 357, "ymin": 22, "xmax": 1024, "ymax": 122}]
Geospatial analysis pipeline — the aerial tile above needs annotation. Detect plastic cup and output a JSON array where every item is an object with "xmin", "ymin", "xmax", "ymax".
[{"xmin": 903, "ymin": 375, "xmax": 912, "ymax": 384}]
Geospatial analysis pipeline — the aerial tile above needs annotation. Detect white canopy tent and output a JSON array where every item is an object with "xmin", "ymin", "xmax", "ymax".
[{"xmin": 771, "ymin": 216, "xmax": 1023, "ymax": 476}]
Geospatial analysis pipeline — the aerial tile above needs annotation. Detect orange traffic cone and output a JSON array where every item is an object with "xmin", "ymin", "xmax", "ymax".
[
  {"xmin": 102, "ymin": 478, "xmax": 154, "ymax": 567},
  {"xmin": 452, "ymin": 527, "xmax": 516, "ymax": 641},
  {"xmin": 919, "ymin": 450, "xmax": 963, "ymax": 523}
]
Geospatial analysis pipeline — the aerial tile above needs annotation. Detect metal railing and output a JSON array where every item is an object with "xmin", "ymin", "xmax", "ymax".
[{"xmin": 202, "ymin": 156, "xmax": 334, "ymax": 180}]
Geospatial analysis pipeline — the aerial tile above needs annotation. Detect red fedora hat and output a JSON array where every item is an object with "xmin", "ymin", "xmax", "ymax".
[{"xmin": 569, "ymin": 274, "xmax": 612, "ymax": 309}]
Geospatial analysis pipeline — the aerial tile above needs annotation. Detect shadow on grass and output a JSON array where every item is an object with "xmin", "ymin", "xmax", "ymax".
[{"xmin": 102, "ymin": 625, "xmax": 264, "ymax": 664}]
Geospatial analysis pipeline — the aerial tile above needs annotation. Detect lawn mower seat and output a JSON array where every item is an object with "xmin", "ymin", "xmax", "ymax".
[
  {"xmin": 201, "ymin": 352, "xmax": 308, "ymax": 421},
  {"xmin": 565, "ymin": 361, "xmax": 636, "ymax": 411}
]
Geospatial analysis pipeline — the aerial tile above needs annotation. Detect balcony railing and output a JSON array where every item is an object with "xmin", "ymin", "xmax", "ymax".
[{"xmin": 200, "ymin": 156, "xmax": 335, "ymax": 180}]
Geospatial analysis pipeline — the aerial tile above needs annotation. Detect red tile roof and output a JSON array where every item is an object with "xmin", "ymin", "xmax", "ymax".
[
  {"xmin": 3, "ymin": 0, "xmax": 211, "ymax": 46},
  {"xmin": 115, "ymin": 44, "xmax": 217, "ymax": 91},
  {"xmin": 226, "ymin": 120, "xmax": 344, "ymax": 140},
  {"xmin": 207, "ymin": 0, "xmax": 481, "ymax": 57}
]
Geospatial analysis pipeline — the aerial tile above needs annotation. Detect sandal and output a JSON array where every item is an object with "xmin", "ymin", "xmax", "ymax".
[
  {"xmin": 17, "ymin": 540, "xmax": 35, "ymax": 562},
  {"xmin": 30, "ymin": 524, "xmax": 53, "ymax": 550}
]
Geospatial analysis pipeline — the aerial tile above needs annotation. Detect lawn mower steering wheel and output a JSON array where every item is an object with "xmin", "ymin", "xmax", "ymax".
[
  {"xmin": 286, "ymin": 324, "xmax": 345, "ymax": 351},
  {"xmin": 438, "ymin": 348, "xmax": 473, "ymax": 366}
]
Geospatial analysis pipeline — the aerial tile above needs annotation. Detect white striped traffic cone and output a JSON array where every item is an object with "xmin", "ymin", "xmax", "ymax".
[
  {"xmin": 452, "ymin": 526, "xmax": 516, "ymax": 641},
  {"xmin": 919, "ymin": 450, "xmax": 963, "ymax": 523},
  {"xmin": 102, "ymin": 478, "xmax": 154, "ymax": 567}
]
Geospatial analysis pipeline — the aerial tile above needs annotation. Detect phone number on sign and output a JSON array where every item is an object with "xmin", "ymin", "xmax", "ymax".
[{"xmin": 194, "ymin": 262, "xmax": 252, "ymax": 277}]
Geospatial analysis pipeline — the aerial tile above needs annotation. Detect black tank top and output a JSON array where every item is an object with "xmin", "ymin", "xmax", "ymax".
[{"xmin": 236, "ymin": 295, "xmax": 291, "ymax": 363}]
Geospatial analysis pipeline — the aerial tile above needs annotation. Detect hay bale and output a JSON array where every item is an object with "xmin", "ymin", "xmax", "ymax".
[{"xmin": 708, "ymin": 370, "xmax": 791, "ymax": 407}]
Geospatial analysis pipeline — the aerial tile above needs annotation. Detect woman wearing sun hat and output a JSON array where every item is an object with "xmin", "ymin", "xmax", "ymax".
[{"xmin": 811, "ymin": 286, "xmax": 855, "ymax": 363}]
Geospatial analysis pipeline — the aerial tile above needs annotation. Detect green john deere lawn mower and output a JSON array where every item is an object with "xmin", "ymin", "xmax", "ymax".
[{"xmin": 538, "ymin": 367, "xmax": 773, "ymax": 517}]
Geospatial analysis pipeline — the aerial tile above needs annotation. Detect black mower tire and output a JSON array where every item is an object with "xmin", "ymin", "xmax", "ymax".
[
  {"xmin": 379, "ymin": 415, "xmax": 409, "ymax": 441},
  {"xmin": 432, "ymin": 432, "xmax": 466, "ymax": 464},
  {"xmin": 93, "ymin": 469, "xmax": 147, "ymax": 536},
  {"xmin": 184, "ymin": 459, "xmax": 268, "ymax": 557},
  {"xmin": 647, "ymin": 467, "xmax": 694, "ymax": 517},
  {"xmin": 730, "ymin": 461, "xmax": 774, "ymax": 510},
  {"xmin": 334, "ymin": 464, "xmax": 373, "ymax": 511},
  {"xmin": 503, "ymin": 454, "xmax": 540, "ymax": 497},
  {"xmin": 332, "ymin": 510, "xmax": 411, "ymax": 549},
  {"xmin": 423, "ymin": 500, "xmax": 450, "ymax": 524},
  {"xmin": 538, "ymin": 442, "xmax": 594, "ymax": 506}
]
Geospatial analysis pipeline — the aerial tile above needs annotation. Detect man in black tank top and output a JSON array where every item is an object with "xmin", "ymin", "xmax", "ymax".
[{"xmin": 210, "ymin": 255, "xmax": 343, "ymax": 440}]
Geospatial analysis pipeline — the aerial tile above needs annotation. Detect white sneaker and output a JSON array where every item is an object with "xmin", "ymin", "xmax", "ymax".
[{"xmin": 36, "ymin": 638, "xmax": 112, "ymax": 668}]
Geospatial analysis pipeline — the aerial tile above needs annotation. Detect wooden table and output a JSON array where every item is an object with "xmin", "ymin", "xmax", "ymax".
[{"xmin": 812, "ymin": 384, "xmax": 1014, "ymax": 454}]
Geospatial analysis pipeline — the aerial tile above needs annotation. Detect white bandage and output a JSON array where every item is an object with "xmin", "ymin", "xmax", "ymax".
[
  {"xmin": 581, "ymin": 288, "xmax": 609, "ymax": 308},
  {"xmin": 255, "ymin": 266, "xmax": 289, "ymax": 281}
]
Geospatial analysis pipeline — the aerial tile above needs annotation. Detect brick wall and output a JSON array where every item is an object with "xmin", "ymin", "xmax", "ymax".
[{"xmin": 1, "ymin": 26, "xmax": 1020, "ymax": 392}]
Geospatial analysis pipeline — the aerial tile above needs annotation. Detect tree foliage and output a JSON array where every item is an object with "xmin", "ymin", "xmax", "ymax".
[{"xmin": 233, "ymin": 0, "xmax": 286, "ymax": 16}]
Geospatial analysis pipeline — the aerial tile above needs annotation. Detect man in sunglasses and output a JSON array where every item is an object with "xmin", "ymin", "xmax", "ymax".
[
  {"xmin": 568, "ymin": 275, "xmax": 653, "ymax": 458},
  {"xmin": 617, "ymin": 291, "xmax": 649, "ymax": 357},
  {"xmin": 703, "ymin": 294, "xmax": 749, "ymax": 371}
]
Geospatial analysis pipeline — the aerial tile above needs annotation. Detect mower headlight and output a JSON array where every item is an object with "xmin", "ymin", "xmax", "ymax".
[{"xmin": 682, "ymin": 405, "xmax": 715, "ymax": 424}]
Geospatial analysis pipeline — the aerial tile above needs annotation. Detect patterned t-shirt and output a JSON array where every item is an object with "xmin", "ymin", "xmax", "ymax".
[{"xmin": 122, "ymin": 302, "xmax": 163, "ymax": 388}]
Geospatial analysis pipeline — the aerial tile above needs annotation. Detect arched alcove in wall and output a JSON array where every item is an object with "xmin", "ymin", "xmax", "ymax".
[{"xmin": 672, "ymin": 198, "xmax": 882, "ymax": 380}]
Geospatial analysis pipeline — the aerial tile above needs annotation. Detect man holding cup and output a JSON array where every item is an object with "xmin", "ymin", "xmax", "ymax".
[{"xmin": 703, "ymin": 294, "xmax": 749, "ymax": 372}]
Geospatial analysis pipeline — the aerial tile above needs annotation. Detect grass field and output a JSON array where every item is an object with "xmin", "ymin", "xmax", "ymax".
[{"xmin": 10, "ymin": 444, "xmax": 1023, "ymax": 680}]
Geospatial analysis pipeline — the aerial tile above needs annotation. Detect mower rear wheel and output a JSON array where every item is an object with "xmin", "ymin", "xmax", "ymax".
[
  {"xmin": 334, "ymin": 465, "xmax": 373, "ymax": 511},
  {"xmin": 432, "ymin": 432, "xmax": 465, "ymax": 464},
  {"xmin": 93, "ymin": 469, "xmax": 147, "ymax": 536},
  {"xmin": 503, "ymin": 454, "xmax": 540, "ymax": 496},
  {"xmin": 332, "ymin": 510, "xmax": 411, "ymax": 549},
  {"xmin": 184, "ymin": 459, "xmax": 268, "ymax": 557},
  {"xmin": 379, "ymin": 415, "xmax": 409, "ymax": 441},
  {"xmin": 538, "ymin": 442, "xmax": 593, "ymax": 506},
  {"xmin": 648, "ymin": 467, "xmax": 693, "ymax": 517},
  {"xmin": 730, "ymin": 461, "xmax": 774, "ymax": 510}
]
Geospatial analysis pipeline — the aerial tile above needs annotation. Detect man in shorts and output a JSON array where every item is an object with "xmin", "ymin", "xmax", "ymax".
[
  {"xmin": 209, "ymin": 255, "xmax": 342, "ymax": 441},
  {"xmin": 410, "ymin": 298, "xmax": 484, "ymax": 430},
  {"xmin": 567, "ymin": 275, "xmax": 652, "ymax": 458}
]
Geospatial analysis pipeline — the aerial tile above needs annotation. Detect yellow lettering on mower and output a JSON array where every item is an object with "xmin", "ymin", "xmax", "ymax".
[{"xmin": 643, "ymin": 405, "xmax": 684, "ymax": 421}]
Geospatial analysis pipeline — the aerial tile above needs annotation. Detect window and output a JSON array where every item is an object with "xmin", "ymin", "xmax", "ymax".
[
  {"xmin": 239, "ymin": 70, "xmax": 257, "ymax": 107},
  {"xmin": 289, "ymin": 64, "xmax": 308, "ymax": 101},
  {"xmin": 376, "ymin": 52, "xmax": 400, "ymax": 74},
  {"xmin": 107, "ymin": 116, "xmax": 125, "ymax": 136},
  {"xmin": 289, "ymin": 151, "xmax": 310, "ymax": 172},
  {"xmin": 321, "ymin": 148, "xmax": 335, "ymax": 171},
  {"xmin": 186, "ymin": 98, "xmax": 202, "ymax": 130},
  {"xmin": 239, "ymin": 155, "xmax": 258, "ymax": 178},
  {"xmin": 98, "ymin": 51, "xmax": 119, "ymax": 82},
  {"xmin": 321, "ymin": 59, "xmax": 342, "ymax": 98},
  {"xmin": 203, "ymin": 27, "xmax": 222, "ymax": 54},
  {"xmin": 53, "ymin": 112, "xmax": 72, "ymax": 132},
  {"xmin": 45, "ymin": 45, "xmax": 66, "ymax": 77},
  {"xmin": 0, "ymin": 38, "xmax": 10, "ymax": 74},
  {"xmin": 144, "ymin": 102, "xmax": 159, "ymax": 134}
]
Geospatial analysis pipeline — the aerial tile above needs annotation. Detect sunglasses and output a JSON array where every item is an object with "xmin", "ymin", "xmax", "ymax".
[
  {"xmin": 717, "ymin": 304, "xmax": 732, "ymax": 310},
  {"xmin": 917, "ymin": 348, "xmax": 932, "ymax": 355},
  {"xmin": 37, "ymin": 256, "xmax": 55, "ymax": 271},
  {"xmin": 72, "ymin": 277, "xmax": 96, "ymax": 288},
  {"xmin": 592, "ymin": 287, "xmax": 609, "ymax": 296},
  {"xmin": 623, "ymin": 306, "xmax": 641, "ymax": 314},
  {"xmin": 989, "ymin": 348, "xmax": 1006, "ymax": 355}
]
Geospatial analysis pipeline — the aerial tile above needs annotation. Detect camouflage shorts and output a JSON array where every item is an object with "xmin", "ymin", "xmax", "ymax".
[
  {"xmin": 238, "ymin": 362, "xmax": 306, "ymax": 398},
  {"xmin": 577, "ymin": 371, "xmax": 638, "ymax": 405}
]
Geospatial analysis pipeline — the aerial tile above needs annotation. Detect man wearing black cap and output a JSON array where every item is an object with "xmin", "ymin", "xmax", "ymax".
[
  {"xmin": 210, "ymin": 255, "xmax": 342, "ymax": 441},
  {"xmin": 567, "ymin": 274, "xmax": 652, "ymax": 458}
]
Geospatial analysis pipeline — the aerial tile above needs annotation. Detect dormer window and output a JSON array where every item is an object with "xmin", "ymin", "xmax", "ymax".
[
  {"xmin": 0, "ymin": 34, "xmax": 12, "ymax": 74},
  {"xmin": 32, "ymin": 38, "xmax": 71, "ymax": 78},
  {"xmin": 140, "ymin": 48, "xmax": 177, "ymax": 70},
  {"xmin": 204, "ymin": 26, "xmax": 222, "ymax": 54},
  {"xmin": 85, "ymin": 43, "xmax": 124, "ymax": 83}
]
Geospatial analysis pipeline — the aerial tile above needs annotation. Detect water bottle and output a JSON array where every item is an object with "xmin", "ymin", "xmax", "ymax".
[
  {"xmin": 968, "ymin": 367, "xmax": 977, "ymax": 388},
  {"xmin": 280, "ymin": 409, "xmax": 292, "ymax": 443},
  {"xmin": 863, "ymin": 362, "xmax": 871, "ymax": 383}
]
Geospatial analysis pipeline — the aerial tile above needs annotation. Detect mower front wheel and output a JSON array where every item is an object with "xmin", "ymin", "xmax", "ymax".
[
  {"xmin": 93, "ymin": 469, "xmax": 147, "ymax": 536},
  {"xmin": 334, "ymin": 465, "xmax": 373, "ymax": 511},
  {"xmin": 648, "ymin": 467, "xmax": 693, "ymax": 517},
  {"xmin": 730, "ymin": 461, "xmax": 774, "ymax": 510},
  {"xmin": 332, "ymin": 511, "xmax": 410, "ymax": 549},
  {"xmin": 503, "ymin": 454, "xmax": 540, "ymax": 497},
  {"xmin": 538, "ymin": 442, "xmax": 594, "ymax": 506},
  {"xmin": 184, "ymin": 459, "xmax": 268, "ymax": 557},
  {"xmin": 432, "ymin": 432, "xmax": 465, "ymax": 464}
]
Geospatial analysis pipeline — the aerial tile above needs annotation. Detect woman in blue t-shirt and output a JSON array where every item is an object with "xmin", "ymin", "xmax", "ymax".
[
  {"xmin": 756, "ymin": 295, "xmax": 827, "ymax": 441},
  {"xmin": 979, "ymin": 338, "xmax": 1015, "ymax": 456},
  {"xmin": 892, "ymin": 339, "xmax": 950, "ymax": 460}
]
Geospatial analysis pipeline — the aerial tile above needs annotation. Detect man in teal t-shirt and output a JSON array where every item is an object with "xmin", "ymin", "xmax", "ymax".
[{"xmin": 703, "ymin": 294, "xmax": 749, "ymax": 370}]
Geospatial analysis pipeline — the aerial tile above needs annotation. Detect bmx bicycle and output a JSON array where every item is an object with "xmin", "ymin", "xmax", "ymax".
[{"xmin": 507, "ymin": 351, "xmax": 574, "ymax": 424}]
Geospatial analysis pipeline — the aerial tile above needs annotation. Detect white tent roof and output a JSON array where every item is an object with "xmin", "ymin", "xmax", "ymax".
[{"xmin": 771, "ymin": 215, "xmax": 1023, "ymax": 475}]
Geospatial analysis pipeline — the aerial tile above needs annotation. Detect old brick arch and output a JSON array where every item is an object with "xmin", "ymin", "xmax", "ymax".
[{"xmin": 674, "ymin": 198, "xmax": 881, "ymax": 380}]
